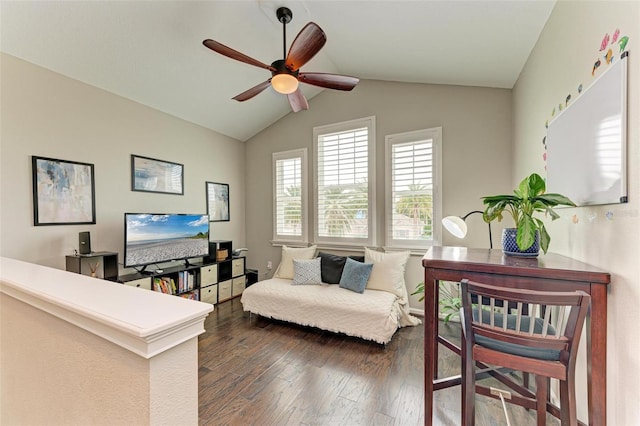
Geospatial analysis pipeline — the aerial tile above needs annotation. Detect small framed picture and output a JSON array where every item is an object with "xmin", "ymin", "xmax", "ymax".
[
  {"xmin": 206, "ymin": 181, "xmax": 230, "ymax": 222},
  {"xmin": 32, "ymin": 156, "xmax": 96, "ymax": 226},
  {"xmin": 131, "ymin": 155, "xmax": 184, "ymax": 195}
]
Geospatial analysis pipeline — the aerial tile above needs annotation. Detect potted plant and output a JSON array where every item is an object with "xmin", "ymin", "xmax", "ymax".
[
  {"xmin": 412, "ymin": 281, "xmax": 461, "ymax": 323},
  {"xmin": 481, "ymin": 173, "xmax": 576, "ymax": 256}
]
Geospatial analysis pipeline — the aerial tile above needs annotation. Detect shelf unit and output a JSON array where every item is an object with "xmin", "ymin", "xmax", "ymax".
[
  {"xmin": 118, "ymin": 263, "xmax": 200, "ymax": 300},
  {"xmin": 217, "ymin": 257, "xmax": 245, "ymax": 303},
  {"xmin": 65, "ymin": 251, "xmax": 119, "ymax": 281},
  {"xmin": 118, "ymin": 256, "xmax": 246, "ymax": 305}
]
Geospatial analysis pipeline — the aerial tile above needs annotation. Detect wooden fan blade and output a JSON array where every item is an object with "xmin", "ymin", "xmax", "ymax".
[
  {"xmin": 298, "ymin": 72, "xmax": 360, "ymax": 91},
  {"xmin": 285, "ymin": 22, "xmax": 326, "ymax": 71},
  {"xmin": 203, "ymin": 39, "xmax": 276, "ymax": 72},
  {"xmin": 287, "ymin": 89, "xmax": 309, "ymax": 113},
  {"xmin": 232, "ymin": 80, "xmax": 272, "ymax": 102}
]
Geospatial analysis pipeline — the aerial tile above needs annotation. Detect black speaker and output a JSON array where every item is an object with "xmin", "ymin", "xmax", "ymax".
[{"xmin": 79, "ymin": 231, "xmax": 91, "ymax": 255}]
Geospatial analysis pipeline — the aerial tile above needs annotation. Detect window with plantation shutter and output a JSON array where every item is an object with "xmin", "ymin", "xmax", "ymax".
[
  {"xmin": 273, "ymin": 148, "xmax": 307, "ymax": 243},
  {"xmin": 313, "ymin": 117, "xmax": 376, "ymax": 247},
  {"xmin": 385, "ymin": 127, "xmax": 442, "ymax": 249}
]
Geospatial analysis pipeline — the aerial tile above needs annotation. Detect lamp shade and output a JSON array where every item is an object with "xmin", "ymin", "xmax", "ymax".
[
  {"xmin": 271, "ymin": 74, "xmax": 299, "ymax": 94},
  {"xmin": 442, "ymin": 215, "xmax": 468, "ymax": 239}
]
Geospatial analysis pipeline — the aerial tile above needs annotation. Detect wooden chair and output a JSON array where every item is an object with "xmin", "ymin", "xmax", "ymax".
[{"xmin": 460, "ymin": 279, "xmax": 590, "ymax": 426}]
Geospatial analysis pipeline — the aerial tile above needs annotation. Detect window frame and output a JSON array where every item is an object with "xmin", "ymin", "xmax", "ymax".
[
  {"xmin": 384, "ymin": 127, "xmax": 442, "ymax": 250},
  {"xmin": 313, "ymin": 116, "xmax": 376, "ymax": 248},
  {"xmin": 272, "ymin": 148, "xmax": 308, "ymax": 244}
]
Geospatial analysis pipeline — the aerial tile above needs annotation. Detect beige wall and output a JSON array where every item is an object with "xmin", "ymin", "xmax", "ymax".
[
  {"xmin": 0, "ymin": 54, "xmax": 246, "ymax": 273},
  {"xmin": 1, "ymin": 293, "xmax": 200, "ymax": 425},
  {"xmin": 1, "ymin": 294, "xmax": 149, "ymax": 424},
  {"xmin": 244, "ymin": 79, "xmax": 513, "ymax": 308},
  {"xmin": 513, "ymin": 1, "xmax": 640, "ymax": 423}
]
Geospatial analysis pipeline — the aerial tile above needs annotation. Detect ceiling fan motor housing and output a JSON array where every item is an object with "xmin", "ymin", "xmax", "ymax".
[
  {"xmin": 271, "ymin": 59, "xmax": 299, "ymax": 78},
  {"xmin": 276, "ymin": 7, "xmax": 293, "ymax": 24}
]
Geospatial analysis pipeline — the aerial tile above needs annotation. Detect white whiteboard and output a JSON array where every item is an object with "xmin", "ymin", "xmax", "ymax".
[{"xmin": 546, "ymin": 52, "xmax": 628, "ymax": 206}]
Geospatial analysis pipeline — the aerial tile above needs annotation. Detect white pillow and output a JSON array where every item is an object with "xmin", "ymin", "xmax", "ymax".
[
  {"xmin": 292, "ymin": 258, "xmax": 323, "ymax": 285},
  {"xmin": 364, "ymin": 247, "xmax": 410, "ymax": 297},
  {"xmin": 274, "ymin": 245, "xmax": 317, "ymax": 279}
]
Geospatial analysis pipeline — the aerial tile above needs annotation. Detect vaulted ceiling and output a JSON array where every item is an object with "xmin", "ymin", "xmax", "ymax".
[{"xmin": 0, "ymin": 1, "xmax": 555, "ymax": 141}]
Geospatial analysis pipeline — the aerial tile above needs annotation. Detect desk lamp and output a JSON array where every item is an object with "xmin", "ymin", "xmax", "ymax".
[{"xmin": 441, "ymin": 210, "xmax": 493, "ymax": 249}]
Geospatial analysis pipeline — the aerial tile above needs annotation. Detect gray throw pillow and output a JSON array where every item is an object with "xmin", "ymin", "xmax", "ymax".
[
  {"xmin": 292, "ymin": 258, "xmax": 323, "ymax": 285},
  {"xmin": 339, "ymin": 258, "xmax": 373, "ymax": 294}
]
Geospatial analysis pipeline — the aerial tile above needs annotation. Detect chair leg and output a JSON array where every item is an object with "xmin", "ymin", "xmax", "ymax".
[
  {"xmin": 560, "ymin": 374, "xmax": 578, "ymax": 426},
  {"xmin": 535, "ymin": 374, "xmax": 547, "ymax": 426},
  {"xmin": 461, "ymin": 345, "xmax": 475, "ymax": 425}
]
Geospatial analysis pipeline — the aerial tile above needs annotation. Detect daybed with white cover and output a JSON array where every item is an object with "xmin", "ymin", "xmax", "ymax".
[{"xmin": 240, "ymin": 247, "xmax": 421, "ymax": 344}]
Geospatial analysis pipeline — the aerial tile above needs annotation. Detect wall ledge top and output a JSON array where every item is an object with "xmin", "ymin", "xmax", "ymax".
[{"xmin": 0, "ymin": 257, "xmax": 213, "ymax": 358}]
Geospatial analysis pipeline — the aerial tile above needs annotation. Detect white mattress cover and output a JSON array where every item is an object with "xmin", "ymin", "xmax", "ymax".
[{"xmin": 241, "ymin": 278, "xmax": 401, "ymax": 344}]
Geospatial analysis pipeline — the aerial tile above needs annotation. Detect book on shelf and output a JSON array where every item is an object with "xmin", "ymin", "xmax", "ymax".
[
  {"xmin": 177, "ymin": 270, "xmax": 195, "ymax": 293},
  {"xmin": 176, "ymin": 270, "xmax": 195, "ymax": 293},
  {"xmin": 188, "ymin": 271, "xmax": 194, "ymax": 291},
  {"xmin": 180, "ymin": 291, "xmax": 199, "ymax": 301},
  {"xmin": 153, "ymin": 277, "xmax": 176, "ymax": 295}
]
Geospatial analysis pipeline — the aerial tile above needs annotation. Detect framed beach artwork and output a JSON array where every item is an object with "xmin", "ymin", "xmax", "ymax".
[
  {"xmin": 131, "ymin": 155, "xmax": 184, "ymax": 195},
  {"xmin": 32, "ymin": 156, "xmax": 96, "ymax": 226},
  {"xmin": 206, "ymin": 181, "xmax": 230, "ymax": 222}
]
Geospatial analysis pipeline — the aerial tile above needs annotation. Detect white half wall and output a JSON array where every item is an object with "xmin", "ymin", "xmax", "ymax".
[{"xmin": 0, "ymin": 257, "xmax": 212, "ymax": 424}]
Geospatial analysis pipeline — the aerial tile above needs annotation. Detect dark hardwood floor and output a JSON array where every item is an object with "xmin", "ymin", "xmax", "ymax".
[{"xmin": 198, "ymin": 298, "xmax": 560, "ymax": 425}]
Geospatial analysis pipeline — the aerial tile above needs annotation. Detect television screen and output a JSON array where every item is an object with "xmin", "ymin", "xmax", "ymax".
[{"xmin": 124, "ymin": 213, "xmax": 209, "ymax": 269}]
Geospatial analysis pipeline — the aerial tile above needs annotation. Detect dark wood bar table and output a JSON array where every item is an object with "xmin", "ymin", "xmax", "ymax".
[{"xmin": 422, "ymin": 246, "xmax": 610, "ymax": 425}]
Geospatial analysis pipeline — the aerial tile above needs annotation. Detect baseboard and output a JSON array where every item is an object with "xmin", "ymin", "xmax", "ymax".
[{"xmin": 410, "ymin": 307, "xmax": 424, "ymax": 317}]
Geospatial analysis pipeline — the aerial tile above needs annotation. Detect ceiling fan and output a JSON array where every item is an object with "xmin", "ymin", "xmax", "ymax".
[{"xmin": 202, "ymin": 7, "xmax": 359, "ymax": 112}]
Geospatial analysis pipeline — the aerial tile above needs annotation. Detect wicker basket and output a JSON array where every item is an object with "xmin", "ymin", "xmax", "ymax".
[{"xmin": 216, "ymin": 249, "xmax": 228, "ymax": 261}]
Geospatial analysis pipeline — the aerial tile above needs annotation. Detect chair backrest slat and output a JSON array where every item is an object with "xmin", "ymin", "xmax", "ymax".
[
  {"xmin": 555, "ymin": 305, "xmax": 568, "ymax": 338},
  {"xmin": 490, "ymin": 297, "xmax": 495, "ymax": 327},
  {"xmin": 528, "ymin": 304, "xmax": 537, "ymax": 335},
  {"xmin": 542, "ymin": 306, "xmax": 552, "ymax": 337},
  {"xmin": 501, "ymin": 299, "xmax": 508, "ymax": 331}
]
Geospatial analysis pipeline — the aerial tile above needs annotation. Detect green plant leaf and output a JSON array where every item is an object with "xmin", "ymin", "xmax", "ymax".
[
  {"xmin": 517, "ymin": 215, "xmax": 536, "ymax": 250},
  {"xmin": 527, "ymin": 173, "xmax": 546, "ymax": 196},
  {"xmin": 539, "ymin": 225, "xmax": 551, "ymax": 254},
  {"xmin": 411, "ymin": 282, "xmax": 425, "ymax": 302},
  {"xmin": 482, "ymin": 196, "xmax": 518, "ymax": 224},
  {"xmin": 546, "ymin": 206, "xmax": 560, "ymax": 220},
  {"xmin": 536, "ymin": 193, "xmax": 576, "ymax": 207}
]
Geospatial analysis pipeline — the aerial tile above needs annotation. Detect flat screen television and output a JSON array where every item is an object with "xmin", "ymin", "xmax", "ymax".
[{"xmin": 124, "ymin": 213, "xmax": 209, "ymax": 271}]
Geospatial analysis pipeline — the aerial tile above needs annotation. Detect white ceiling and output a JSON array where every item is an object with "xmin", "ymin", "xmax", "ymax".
[{"xmin": 0, "ymin": 1, "xmax": 555, "ymax": 141}]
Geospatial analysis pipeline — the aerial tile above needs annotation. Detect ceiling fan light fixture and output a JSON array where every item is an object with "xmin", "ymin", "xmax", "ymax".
[{"xmin": 271, "ymin": 73, "xmax": 299, "ymax": 94}]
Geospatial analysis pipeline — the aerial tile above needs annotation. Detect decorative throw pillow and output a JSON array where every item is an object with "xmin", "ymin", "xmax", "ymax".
[
  {"xmin": 292, "ymin": 258, "xmax": 323, "ymax": 285},
  {"xmin": 319, "ymin": 252, "xmax": 366, "ymax": 284},
  {"xmin": 364, "ymin": 247, "xmax": 410, "ymax": 297},
  {"xmin": 339, "ymin": 258, "xmax": 373, "ymax": 294},
  {"xmin": 274, "ymin": 245, "xmax": 317, "ymax": 279},
  {"xmin": 318, "ymin": 252, "xmax": 347, "ymax": 284}
]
